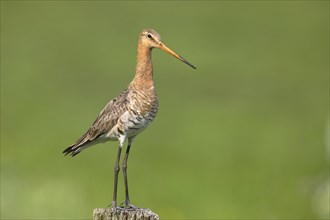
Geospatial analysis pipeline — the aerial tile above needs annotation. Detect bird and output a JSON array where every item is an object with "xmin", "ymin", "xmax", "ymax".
[{"xmin": 63, "ymin": 29, "xmax": 196, "ymax": 209}]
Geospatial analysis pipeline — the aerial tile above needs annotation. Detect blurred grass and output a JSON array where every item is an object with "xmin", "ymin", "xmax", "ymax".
[{"xmin": 1, "ymin": 1, "xmax": 329, "ymax": 219}]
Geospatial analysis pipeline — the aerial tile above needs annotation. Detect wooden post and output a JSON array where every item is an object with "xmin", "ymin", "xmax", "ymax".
[{"xmin": 93, "ymin": 207, "xmax": 160, "ymax": 220}]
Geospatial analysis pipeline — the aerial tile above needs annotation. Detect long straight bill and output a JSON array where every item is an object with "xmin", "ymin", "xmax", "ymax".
[{"xmin": 159, "ymin": 43, "xmax": 196, "ymax": 69}]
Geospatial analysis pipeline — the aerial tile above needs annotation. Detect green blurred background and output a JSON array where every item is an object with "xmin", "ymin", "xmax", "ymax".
[{"xmin": 1, "ymin": 1, "xmax": 329, "ymax": 219}]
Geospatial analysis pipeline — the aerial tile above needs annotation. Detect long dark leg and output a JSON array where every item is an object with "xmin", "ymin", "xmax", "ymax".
[
  {"xmin": 112, "ymin": 145, "xmax": 122, "ymax": 208},
  {"xmin": 122, "ymin": 142, "xmax": 133, "ymax": 207}
]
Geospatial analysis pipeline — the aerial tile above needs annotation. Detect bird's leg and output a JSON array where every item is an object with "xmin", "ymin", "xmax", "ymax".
[
  {"xmin": 122, "ymin": 142, "xmax": 136, "ymax": 209},
  {"xmin": 112, "ymin": 145, "xmax": 122, "ymax": 208}
]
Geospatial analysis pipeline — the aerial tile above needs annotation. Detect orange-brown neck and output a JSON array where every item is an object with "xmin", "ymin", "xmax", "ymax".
[{"xmin": 131, "ymin": 43, "xmax": 155, "ymax": 90}]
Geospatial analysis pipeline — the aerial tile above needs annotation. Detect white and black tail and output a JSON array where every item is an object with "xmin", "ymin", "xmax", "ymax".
[
  {"xmin": 63, "ymin": 132, "xmax": 106, "ymax": 157},
  {"xmin": 62, "ymin": 144, "xmax": 83, "ymax": 157}
]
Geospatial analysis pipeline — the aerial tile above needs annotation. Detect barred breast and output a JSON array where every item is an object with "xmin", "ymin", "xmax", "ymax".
[{"xmin": 117, "ymin": 88, "xmax": 158, "ymax": 139}]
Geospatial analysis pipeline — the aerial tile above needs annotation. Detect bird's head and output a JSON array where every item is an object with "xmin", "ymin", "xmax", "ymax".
[{"xmin": 140, "ymin": 29, "xmax": 196, "ymax": 69}]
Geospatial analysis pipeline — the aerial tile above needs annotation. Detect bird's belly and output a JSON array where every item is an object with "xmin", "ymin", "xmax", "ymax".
[
  {"xmin": 104, "ymin": 109, "xmax": 157, "ymax": 141},
  {"xmin": 125, "ymin": 114, "xmax": 155, "ymax": 137}
]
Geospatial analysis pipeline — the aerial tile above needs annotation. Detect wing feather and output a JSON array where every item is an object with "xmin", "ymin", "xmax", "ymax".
[{"xmin": 63, "ymin": 89, "xmax": 130, "ymax": 156}]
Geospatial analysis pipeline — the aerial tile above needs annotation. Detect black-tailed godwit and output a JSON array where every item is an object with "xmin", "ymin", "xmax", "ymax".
[{"xmin": 63, "ymin": 29, "xmax": 196, "ymax": 209}]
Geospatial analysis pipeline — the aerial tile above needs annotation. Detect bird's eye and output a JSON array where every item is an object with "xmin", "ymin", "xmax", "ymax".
[{"xmin": 147, "ymin": 34, "xmax": 152, "ymax": 39}]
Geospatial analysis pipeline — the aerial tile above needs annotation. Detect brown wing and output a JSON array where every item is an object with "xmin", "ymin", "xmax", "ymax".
[{"xmin": 63, "ymin": 89, "xmax": 130, "ymax": 156}]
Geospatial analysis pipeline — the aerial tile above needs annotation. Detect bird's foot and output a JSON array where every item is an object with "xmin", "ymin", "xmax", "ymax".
[
  {"xmin": 118, "ymin": 201, "xmax": 139, "ymax": 210},
  {"xmin": 107, "ymin": 201, "xmax": 119, "ymax": 213},
  {"xmin": 107, "ymin": 201, "xmax": 139, "ymax": 213}
]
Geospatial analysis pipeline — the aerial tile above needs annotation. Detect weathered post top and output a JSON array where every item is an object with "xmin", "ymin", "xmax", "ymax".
[{"xmin": 93, "ymin": 207, "xmax": 160, "ymax": 220}]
